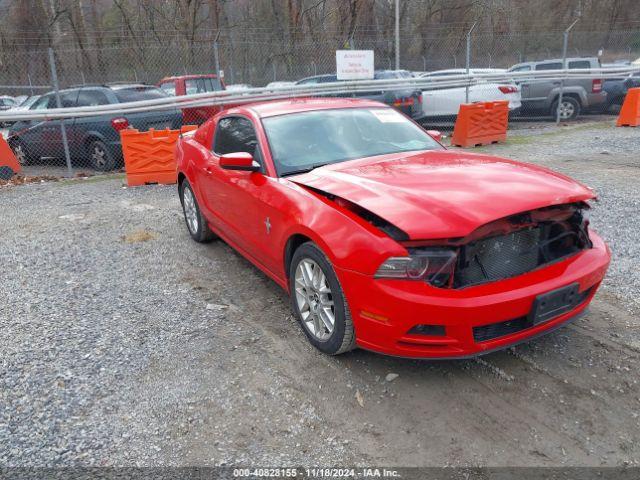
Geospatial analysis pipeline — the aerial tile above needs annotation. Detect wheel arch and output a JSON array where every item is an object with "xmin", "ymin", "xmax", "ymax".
[
  {"xmin": 284, "ymin": 233, "xmax": 313, "ymax": 280},
  {"xmin": 82, "ymin": 131, "xmax": 108, "ymax": 147},
  {"xmin": 551, "ymin": 91, "xmax": 583, "ymax": 106}
]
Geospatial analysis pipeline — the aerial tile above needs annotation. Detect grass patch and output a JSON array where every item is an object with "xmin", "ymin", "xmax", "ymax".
[
  {"xmin": 122, "ymin": 229, "xmax": 157, "ymax": 243},
  {"xmin": 56, "ymin": 173, "xmax": 125, "ymax": 186}
]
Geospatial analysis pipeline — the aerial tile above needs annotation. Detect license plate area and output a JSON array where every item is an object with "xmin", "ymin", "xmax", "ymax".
[{"xmin": 528, "ymin": 283, "xmax": 580, "ymax": 325}]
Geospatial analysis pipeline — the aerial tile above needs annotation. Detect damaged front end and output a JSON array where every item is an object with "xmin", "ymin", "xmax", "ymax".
[{"xmin": 377, "ymin": 203, "xmax": 593, "ymax": 289}]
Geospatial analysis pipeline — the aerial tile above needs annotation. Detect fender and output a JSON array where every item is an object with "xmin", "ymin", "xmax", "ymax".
[
  {"xmin": 277, "ymin": 180, "xmax": 407, "ymax": 277},
  {"xmin": 548, "ymin": 86, "xmax": 587, "ymax": 105}
]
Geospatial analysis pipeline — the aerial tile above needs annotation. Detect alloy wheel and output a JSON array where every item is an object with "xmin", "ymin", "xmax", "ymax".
[
  {"xmin": 92, "ymin": 145, "xmax": 107, "ymax": 169},
  {"xmin": 182, "ymin": 186, "xmax": 199, "ymax": 234},
  {"xmin": 558, "ymin": 101, "xmax": 575, "ymax": 120},
  {"xmin": 294, "ymin": 258, "xmax": 335, "ymax": 341},
  {"xmin": 14, "ymin": 144, "xmax": 27, "ymax": 165}
]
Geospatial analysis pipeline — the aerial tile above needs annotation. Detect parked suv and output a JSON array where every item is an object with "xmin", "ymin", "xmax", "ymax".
[
  {"xmin": 295, "ymin": 70, "xmax": 424, "ymax": 119},
  {"xmin": 157, "ymin": 74, "xmax": 225, "ymax": 124},
  {"xmin": 508, "ymin": 57, "xmax": 607, "ymax": 120},
  {"xmin": 8, "ymin": 84, "xmax": 182, "ymax": 171}
]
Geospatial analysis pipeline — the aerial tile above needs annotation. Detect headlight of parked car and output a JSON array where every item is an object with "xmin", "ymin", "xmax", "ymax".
[{"xmin": 375, "ymin": 248, "xmax": 458, "ymax": 287}]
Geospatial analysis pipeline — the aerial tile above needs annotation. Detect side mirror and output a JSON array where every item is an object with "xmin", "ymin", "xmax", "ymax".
[
  {"xmin": 219, "ymin": 152, "xmax": 260, "ymax": 172},
  {"xmin": 426, "ymin": 130, "xmax": 443, "ymax": 142}
]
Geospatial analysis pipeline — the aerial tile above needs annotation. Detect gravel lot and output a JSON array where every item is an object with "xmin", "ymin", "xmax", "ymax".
[{"xmin": 1, "ymin": 119, "xmax": 639, "ymax": 467}]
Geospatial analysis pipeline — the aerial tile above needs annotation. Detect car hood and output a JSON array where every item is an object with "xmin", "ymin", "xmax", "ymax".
[{"xmin": 289, "ymin": 149, "xmax": 594, "ymax": 240}]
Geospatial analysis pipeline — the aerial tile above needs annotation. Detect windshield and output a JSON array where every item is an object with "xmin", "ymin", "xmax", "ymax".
[
  {"xmin": 114, "ymin": 87, "xmax": 167, "ymax": 102},
  {"xmin": 262, "ymin": 108, "xmax": 442, "ymax": 176}
]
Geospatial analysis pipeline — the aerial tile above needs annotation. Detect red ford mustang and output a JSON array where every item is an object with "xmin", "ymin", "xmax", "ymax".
[{"xmin": 175, "ymin": 98, "xmax": 610, "ymax": 359}]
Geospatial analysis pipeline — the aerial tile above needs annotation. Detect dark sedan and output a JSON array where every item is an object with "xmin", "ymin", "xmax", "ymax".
[{"xmin": 7, "ymin": 84, "xmax": 182, "ymax": 171}]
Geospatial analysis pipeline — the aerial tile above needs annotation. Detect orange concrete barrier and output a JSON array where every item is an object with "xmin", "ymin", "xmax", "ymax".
[
  {"xmin": 616, "ymin": 87, "xmax": 640, "ymax": 127},
  {"xmin": 0, "ymin": 136, "xmax": 21, "ymax": 180},
  {"xmin": 451, "ymin": 101, "xmax": 509, "ymax": 148},
  {"xmin": 120, "ymin": 125, "xmax": 197, "ymax": 186}
]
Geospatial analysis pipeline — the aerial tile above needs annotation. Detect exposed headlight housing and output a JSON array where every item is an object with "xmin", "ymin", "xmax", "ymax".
[{"xmin": 375, "ymin": 248, "xmax": 458, "ymax": 287}]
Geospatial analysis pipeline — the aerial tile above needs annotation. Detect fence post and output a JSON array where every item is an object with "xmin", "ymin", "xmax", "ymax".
[
  {"xmin": 48, "ymin": 48, "xmax": 73, "ymax": 178},
  {"xmin": 556, "ymin": 19, "xmax": 579, "ymax": 125},
  {"xmin": 465, "ymin": 22, "xmax": 477, "ymax": 104},
  {"xmin": 394, "ymin": 0, "xmax": 400, "ymax": 70},
  {"xmin": 213, "ymin": 40, "xmax": 221, "ymax": 80},
  {"xmin": 27, "ymin": 74, "xmax": 34, "ymax": 96}
]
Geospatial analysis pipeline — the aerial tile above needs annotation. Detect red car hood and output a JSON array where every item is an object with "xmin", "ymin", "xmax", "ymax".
[{"xmin": 290, "ymin": 150, "xmax": 594, "ymax": 240}]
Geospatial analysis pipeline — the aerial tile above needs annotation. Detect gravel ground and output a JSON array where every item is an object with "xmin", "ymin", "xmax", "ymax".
[{"xmin": 1, "ymin": 120, "xmax": 639, "ymax": 467}]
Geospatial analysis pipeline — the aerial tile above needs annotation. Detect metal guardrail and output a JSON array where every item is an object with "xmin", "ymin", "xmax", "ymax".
[{"xmin": 0, "ymin": 67, "xmax": 638, "ymax": 122}]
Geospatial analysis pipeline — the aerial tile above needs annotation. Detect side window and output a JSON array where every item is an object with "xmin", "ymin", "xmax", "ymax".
[
  {"xmin": 76, "ymin": 90, "xmax": 109, "ymax": 107},
  {"xmin": 213, "ymin": 117, "xmax": 258, "ymax": 157},
  {"xmin": 204, "ymin": 78, "xmax": 214, "ymax": 91},
  {"xmin": 160, "ymin": 82, "xmax": 176, "ymax": 96},
  {"xmin": 535, "ymin": 62, "xmax": 563, "ymax": 71},
  {"xmin": 31, "ymin": 95, "xmax": 51, "ymax": 110},
  {"xmin": 186, "ymin": 79, "xmax": 207, "ymax": 94},
  {"xmin": 298, "ymin": 77, "xmax": 319, "ymax": 85},
  {"xmin": 569, "ymin": 60, "xmax": 591, "ymax": 69},
  {"xmin": 185, "ymin": 79, "xmax": 199, "ymax": 95},
  {"xmin": 60, "ymin": 90, "xmax": 80, "ymax": 108},
  {"xmin": 510, "ymin": 65, "xmax": 531, "ymax": 72}
]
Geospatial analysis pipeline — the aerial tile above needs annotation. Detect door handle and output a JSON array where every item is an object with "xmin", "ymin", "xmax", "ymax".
[{"xmin": 204, "ymin": 166, "xmax": 213, "ymax": 175}]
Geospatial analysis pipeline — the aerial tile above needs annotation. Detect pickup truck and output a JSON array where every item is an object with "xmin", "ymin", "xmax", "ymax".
[
  {"xmin": 157, "ymin": 74, "xmax": 227, "ymax": 125},
  {"xmin": 508, "ymin": 57, "xmax": 607, "ymax": 120}
]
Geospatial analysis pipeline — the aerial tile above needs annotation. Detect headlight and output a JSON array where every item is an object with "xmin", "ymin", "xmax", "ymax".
[{"xmin": 375, "ymin": 248, "xmax": 458, "ymax": 287}]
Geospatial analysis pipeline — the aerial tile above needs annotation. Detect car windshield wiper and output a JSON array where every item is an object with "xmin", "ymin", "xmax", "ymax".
[{"xmin": 281, "ymin": 162, "xmax": 331, "ymax": 177}]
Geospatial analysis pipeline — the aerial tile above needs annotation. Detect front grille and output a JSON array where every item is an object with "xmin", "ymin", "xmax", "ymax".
[
  {"xmin": 454, "ymin": 219, "xmax": 589, "ymax": 289},
  {"xmin": 457, "ymin": 227, "xmax": 541, "ymax": 287},
  {"xmin": 472, "ymin": 286, "xmax": 593, "ymax": 343}
]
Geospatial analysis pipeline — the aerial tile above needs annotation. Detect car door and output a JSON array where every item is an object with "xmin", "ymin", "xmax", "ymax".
[
  {"xmin": 39, "ymin": 90, "xmax": 79, "ymax": 159},
  {"xmin": 199, "ymin": 115, "xmax": 283, "ymax": 275},
  {"xmin": 532, "ymin": 62, "xmax": 563, "ymax": 106},
  {"xmin": 421, "ymin": 72, "xmax": 465, "ymax": 116}
]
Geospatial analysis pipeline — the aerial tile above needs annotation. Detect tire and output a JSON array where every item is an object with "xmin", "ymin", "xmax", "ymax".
[
  {"xmin": 10, "ymin": 139, "xmax": 33, "ymax": 166},
  {"xmin": 289, "ymin": 242, "xmax": 356, "ymax": 355},
  {"xmin": 86, "ymin": 139, "xmax": 116, "ymax": 171},
  {"xmin": 550, "ymin": 96, "xmax": 580, "ymax": 121},
  {"xmin": 179, "ymin": 179, "xmax": 216, "ymax": 243}
]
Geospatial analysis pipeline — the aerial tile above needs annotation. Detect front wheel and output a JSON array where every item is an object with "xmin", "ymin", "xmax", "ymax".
[
  {"xmin": 551, "ymin": 97, "xmax": 580, "ymax": 121},
  {"xmin": 290, "ymin": 242, "xmax": 355, "ymax": 355}
]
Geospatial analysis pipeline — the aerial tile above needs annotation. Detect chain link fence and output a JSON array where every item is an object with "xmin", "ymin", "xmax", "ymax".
[{"xmin": 1, "ymin": 28, "xmax": 639, "ymax": 177}]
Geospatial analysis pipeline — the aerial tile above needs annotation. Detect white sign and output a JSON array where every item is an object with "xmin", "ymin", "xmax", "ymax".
[{"xmin": 336, "ymin": 50, "xmax": 374, "ymax": 80}]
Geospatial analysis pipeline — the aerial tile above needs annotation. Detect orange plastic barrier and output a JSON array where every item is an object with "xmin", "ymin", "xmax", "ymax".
[
  {"xmin": 0, "ymin": 136, "xmax": 21, "ymax": 180},
  {"xmin": 451, "ymin": 101, "xmax": 509, "ymax": 148},
  {"xmin": 120, "ymin": 125, "xmax": 197, "ymax": 186},
  {"xmin": 616, "ymin": 87, "xmax": 640, "ymax": 127}
]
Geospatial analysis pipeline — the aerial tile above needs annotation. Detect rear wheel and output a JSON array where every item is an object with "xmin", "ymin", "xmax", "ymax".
[
  {"xmin": 179, "ymin": 179, "xmax": 216, "ymax": 243},
  {"xmin": 290, "ymin": 242, "xmax": 355, "ymax": 355},
  {"xmin": 551, "ymin": 97, "xmax": 580, "ymax": 120}
]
